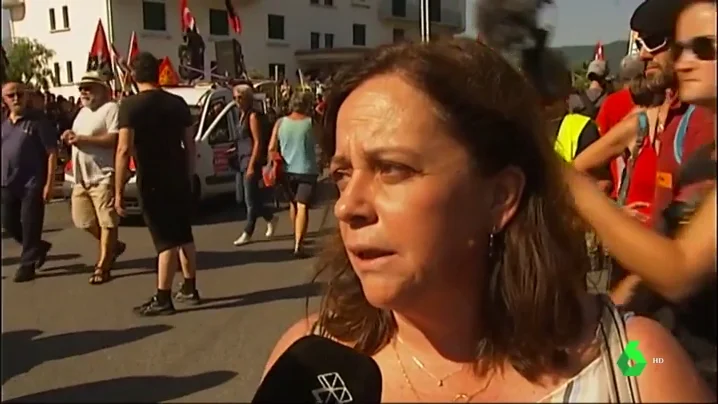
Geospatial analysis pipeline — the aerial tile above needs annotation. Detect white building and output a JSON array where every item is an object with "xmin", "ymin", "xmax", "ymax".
[{"xmin": 4, "ymin": 0, "xmax": 465, "ymax": 97}]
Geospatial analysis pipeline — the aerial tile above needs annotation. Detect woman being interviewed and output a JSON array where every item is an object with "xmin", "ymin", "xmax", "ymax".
[{"xmin": 263, "ymin": 38, "xmax": 712, "ymax": 402}]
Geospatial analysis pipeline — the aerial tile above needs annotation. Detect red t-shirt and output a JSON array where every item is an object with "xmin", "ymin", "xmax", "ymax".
[
  {"xmin": 652, "ymin": 105, "xmax": 715, "ymax": 226},
  {"xmin": 624, "ymin": 136, "xmax": 657, "ymax": 222},
  {"xmin": 595, "ymin": 88, "xmax": 636, "ymax": 198}
]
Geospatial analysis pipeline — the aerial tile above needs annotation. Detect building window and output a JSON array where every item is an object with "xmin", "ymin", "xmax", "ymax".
[
  {"xmin": 392, "ymin": 0, "xmax": 406, "ymax": 17},
  {"xmin": 66, "ymin": 61, "xmax": 74, "ymax": 83},
  {"xmin": 310, "ymin": 32, "xmax": 320, "ymax": 50},
  {"xmin": 53, "ymin": 62, "xmax": 61, "ymax": 86},
  {"xmin": 142, "ymin": 1, "xmax": 167, "ymax": 31},
  {"xmin": 49, "ymin": 8, "xmax": 56, "ymax": 31},
  {"xmin": 324, "ymin": 0, "xmax": 334, "ymax": 5},
  {"xmin": 209, "ymin": 9, "xmax": 229, "ymax": 36},
  {"xmin": 324, "ymin": 33, "xmax": 334, "ymax": 49},
  {"xmin": 61, "ymin": 6, "xmax": 70, "ymax": 29},
  {"xmin": 267, "ymin": 14, "xmax": 285, "ymax": 40},
  {"xmin": 429, "ymin": 0, "xmax": 441, "ymax": 22},
  {"xmin": 352, "ymin": 24, "xmax": 366, "ymax": 46},
  {"xmin": 392, "ymin": 28, "xmax": 405, "ymax": 43},
  {"xmin": 269, "ymin": 63, "xmax": 286, "ymax": 80}
]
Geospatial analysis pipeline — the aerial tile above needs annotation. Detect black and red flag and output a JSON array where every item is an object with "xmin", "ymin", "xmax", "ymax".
[
  {"xmin": 86, "ymin": 19, "xmax": 113, "ymax": 78},
  {"xmin": 225, "ymin": 0, "xmax": 242, "ymax": 34}
]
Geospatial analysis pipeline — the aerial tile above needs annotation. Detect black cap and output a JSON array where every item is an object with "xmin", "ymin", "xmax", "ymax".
[{"xmin": 630, "ymin": 0, "xmax": 684, "ymax": 39}]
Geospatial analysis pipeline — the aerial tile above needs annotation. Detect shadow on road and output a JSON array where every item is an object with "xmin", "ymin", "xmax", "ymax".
[
  {"xmin": 182, "ymin": 282, "xmax": 324, "ymax": 313},
  {"xmin": 1, "ymin": 253, "xmax": 81, "ymax": 268},
  {"xmin": 114, "ymin": 248, "xmax": 295, "ymax": 273},
  {"xmin": 5, "ymin": 371, "xmax": 237, "ymax": 403},
  {"xmin": 1, "ymin": 324, "xmax": 172, "ymax": 386}
]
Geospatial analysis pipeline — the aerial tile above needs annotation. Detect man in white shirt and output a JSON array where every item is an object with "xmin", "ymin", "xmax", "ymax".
[{"xmin": 62, "ymin": 71, "xmax": 125, "ymax": 284}]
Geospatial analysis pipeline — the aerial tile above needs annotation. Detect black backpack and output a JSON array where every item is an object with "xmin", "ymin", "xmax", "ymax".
[{"xmin": 576, "ymin": 89, "xmax": 606, "ymax": 120}]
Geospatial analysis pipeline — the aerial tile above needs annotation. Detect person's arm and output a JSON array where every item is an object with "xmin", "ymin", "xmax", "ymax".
[
  {"xmin": 38, "ymin": 117, "xmax": 58, "ymax": 202},
  {"xmin": 574, "ymin": 121, "xmax": 612, "ymax": 183},
  {"xmin": 566, "ymin": 168, "xmax": 717, "ymax": 302},
  {"xmin": 115, "ymin": 102, "xmax": 133, "ymax": 201},
  {"xmin": 268, "ymin": 118, "xmax": 281, "ymax": 155},
  {"xmin": 247, "ymin": 112, "xmax": 262, "ymax": 172},
  {"xmin": 72, "ymin": 103, "xmax": 119, "ymax": 148},
  {"xmin": 573, "ymin": 111, "xmax": 642, "ymax": 172}
]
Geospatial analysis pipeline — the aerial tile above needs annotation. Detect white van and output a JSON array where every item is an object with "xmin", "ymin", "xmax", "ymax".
[{"xmin": 62, "ymin": 84, "xmax": 266, "ymax": 216}]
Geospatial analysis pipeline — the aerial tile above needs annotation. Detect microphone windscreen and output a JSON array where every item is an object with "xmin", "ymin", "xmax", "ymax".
[{"xmin": 252, "ymin": 335, "xmax": 382, "ymax": 404}]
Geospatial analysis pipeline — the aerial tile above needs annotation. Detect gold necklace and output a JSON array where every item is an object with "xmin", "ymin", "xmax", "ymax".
[
  {"xmin": 395, "ymin": 336, "xmax": 463, "ymax": 387},
  {"xmin": 392, "ymin": 342, "xmax": 486, "ymax": 402}
]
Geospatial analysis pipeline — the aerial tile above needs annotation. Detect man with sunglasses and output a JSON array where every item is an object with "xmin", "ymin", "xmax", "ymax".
[
  {"xmin": 1, "ymin": 82, "xmax": 57, "ymax": 282},
  {"xmin": 630, "ymin": 0, "xmax": 715, "ymax": 229},
  {"xmin": 63, "ymin": 71, "xmax": 126, "ymax": 285}
]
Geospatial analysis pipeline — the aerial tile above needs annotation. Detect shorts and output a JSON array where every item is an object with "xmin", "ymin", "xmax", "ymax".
[
  {"xmin": 284, "ymin": 173, "xmax": 317, "ymax": 205},
  {"xmin": 71, "ymin": 183, "xmax": 118, "ymax": 229},
  {"xmin": 139, "ymin": 185, "xmax": 194, "ymax": 253}
]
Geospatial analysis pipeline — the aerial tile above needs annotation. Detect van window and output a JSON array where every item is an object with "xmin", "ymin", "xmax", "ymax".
[{"xmin": 206, "ymin": 100, "xmax": 232, "ymax": 145}]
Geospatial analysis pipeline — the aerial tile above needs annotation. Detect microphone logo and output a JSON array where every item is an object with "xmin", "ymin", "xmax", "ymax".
[{"xmin": 311, "ymin": 372, "xmax": 353, "ymax": 404}]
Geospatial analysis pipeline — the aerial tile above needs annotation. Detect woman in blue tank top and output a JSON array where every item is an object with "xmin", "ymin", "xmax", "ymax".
[{"xmin": 268, "ymin": 91, "xmax": 318, "ymax": 257}]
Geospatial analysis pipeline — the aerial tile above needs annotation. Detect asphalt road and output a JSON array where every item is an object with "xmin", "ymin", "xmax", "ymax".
[{"xmin": 1, "ymin": 196, "xmax": 334, "ymax": 402}]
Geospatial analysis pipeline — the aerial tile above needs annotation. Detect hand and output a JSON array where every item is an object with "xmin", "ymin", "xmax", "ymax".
[
  {"xmin": 623, "ymin": 201, "xmax": 650, "ymax": 223},
  {"xmin": 61, "ymin": 130, "xmax": 75, "ymax": 143},
  {"xmin": 42, "ymin": 184, "xmax": 52, "ymax": 203},
  {"xmin": 114, "ymin": 196, "xmax": 126, "ymax": 217},
  {"xmin": 245, "ymin": 166, "xmax": 255, "ymax": 179}
]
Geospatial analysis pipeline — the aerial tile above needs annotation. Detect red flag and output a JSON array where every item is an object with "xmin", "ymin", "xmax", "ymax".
[
  {"xmin": 225, "ymin": 0, "xmax": 242, "ymax": 34},
  {"xmin": 127, "ymin": 31, "xmax": 139, "ymax": 65},
  {"xmin": 180, "ymin": 0, "xmax": 197, "ymax": 33},
  {"xmin": 594, "ymin": 41, "xmax": 605, "ymax": 61},
  {"xmin": 158, "ymin": 57, "xmax": 180, "ymax": 86},
  {"xmin": 87, "ymin": 20, "xmax": 112, "ymax": 76}
]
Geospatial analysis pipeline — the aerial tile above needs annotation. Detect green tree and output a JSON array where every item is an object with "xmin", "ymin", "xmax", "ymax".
[{"xmin": 4, "ymin": 37, "xmax": 55, "ymax": 89}]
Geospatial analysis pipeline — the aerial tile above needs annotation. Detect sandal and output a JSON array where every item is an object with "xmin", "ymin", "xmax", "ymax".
[{"xmin": 89, "ymin": 266, "xmax": 111, "ymax": 285}]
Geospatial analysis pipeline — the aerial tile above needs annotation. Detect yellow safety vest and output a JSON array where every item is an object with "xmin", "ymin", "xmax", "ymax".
[{"xmin": 554, "ymin": 114, "xmax": 591, "ymax": 162}]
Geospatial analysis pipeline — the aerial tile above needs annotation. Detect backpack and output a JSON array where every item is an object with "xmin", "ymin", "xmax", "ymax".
[{"xmin": 577, "ymin": 89, "xmax": 606, "ymax": 120}]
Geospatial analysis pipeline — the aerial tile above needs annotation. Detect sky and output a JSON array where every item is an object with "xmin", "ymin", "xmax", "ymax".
[
  {"xmin": 3, "ymin": 0, "xmax": 645, "ymax": 46},
  {"xmin": 464, "ymin": 0, "xmax": 645, "ymax": 46}
]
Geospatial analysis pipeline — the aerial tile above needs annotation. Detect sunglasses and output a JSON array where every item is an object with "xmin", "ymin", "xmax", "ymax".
[
  {"xmin": 672, "ymin": 36, "xmax": 717, "ymax": 62},
  {"xmin": 636, "ymin": 36, "xmax": 669, "ymax": 54},
  {"xmin": 78, "ymin": 86, "xmax": 93, "ymax": 92}
]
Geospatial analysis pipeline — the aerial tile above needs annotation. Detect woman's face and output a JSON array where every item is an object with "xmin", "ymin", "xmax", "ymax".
[
  {"xmin": 675, "ymin": 2, "xmax": 717, "ymax": 107},
  {"xmin": 331, "ymin": 74, "xmax": 516, "ymax": 310}
]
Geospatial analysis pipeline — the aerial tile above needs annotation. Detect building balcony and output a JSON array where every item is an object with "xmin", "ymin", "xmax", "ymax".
[{"xmin": 378, "ymin": 0, "xmax": 464, "ymax": 32}]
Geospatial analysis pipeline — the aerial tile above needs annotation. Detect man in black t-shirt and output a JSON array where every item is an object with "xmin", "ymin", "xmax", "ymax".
[{"xmin": 115, "ymin": 52, "xmax": 201, "ymax": 316}]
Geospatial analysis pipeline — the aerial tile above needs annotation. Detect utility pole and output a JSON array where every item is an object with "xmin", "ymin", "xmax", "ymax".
[{"xmin": 420, "ymin": 0, "xmax": 430, "ymax": 43}]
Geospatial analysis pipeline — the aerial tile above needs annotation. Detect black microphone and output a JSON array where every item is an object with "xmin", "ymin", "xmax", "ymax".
[{"xmin": 252, "ymin": 335, "xmax": 382, "ymax": 404}]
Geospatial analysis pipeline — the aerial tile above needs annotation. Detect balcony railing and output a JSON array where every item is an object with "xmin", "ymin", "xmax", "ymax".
[{"xmin": 378, "ymin": 0, "xmax": 464, "ymax": 31}]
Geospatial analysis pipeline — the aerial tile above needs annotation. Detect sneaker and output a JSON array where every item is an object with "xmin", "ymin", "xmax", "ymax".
[
  {"xmin": 13, "ymin": 266, "xmax": 36, "ymax": 283},
  {"xmin": 133, "ymin": 295, "xmax": 176, "ymax": 316},
  {"xmin": 174, "ymin": 287, "xmax": 202, "ymax": 305},
  {"xmin": 233, "ymin": 232, "xmax": 251, "ymax": 246},
  {"xmin": 36, "ymin": 241, "xmax": 52, "ymax": 269},
  {"xmin": 265, "ymin": 217, "xmax": 279, "ymax": 238}
]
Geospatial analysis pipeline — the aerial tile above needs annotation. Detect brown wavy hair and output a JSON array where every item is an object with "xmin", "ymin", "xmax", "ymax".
[{"xmin": 311, "ymin": 38, "xmax": 591, "ymax": 382}]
